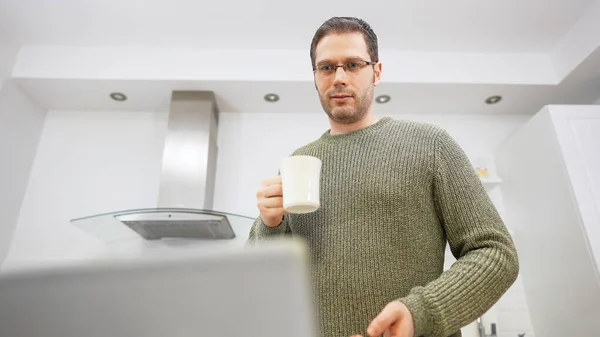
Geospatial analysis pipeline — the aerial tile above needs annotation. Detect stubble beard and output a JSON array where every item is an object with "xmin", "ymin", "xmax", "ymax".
[{"xmin": 319, "ymin": 81, "xmax": 375, "ymax": 125}]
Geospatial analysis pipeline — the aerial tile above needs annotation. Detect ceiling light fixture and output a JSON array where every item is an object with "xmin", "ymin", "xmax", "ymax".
[
  {"xmin": 375, "ymin": 95, "xmax": 391, "ymax": 104},
  {"xmin": 264, "ymin": 93, "xmax": 280, "ymax": 102},
  {"xmin": 110, "ymin": 92, "xmax": 127, "ymax": 102},
  {"xmin": 485, "ymin": 95, "xmax": 502, "ymax": 105}
]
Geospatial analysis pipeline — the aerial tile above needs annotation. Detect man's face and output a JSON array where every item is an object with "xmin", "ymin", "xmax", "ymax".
[{"xmin": 313, "ymin": 32, "xmax": 382, "ymax": 125}]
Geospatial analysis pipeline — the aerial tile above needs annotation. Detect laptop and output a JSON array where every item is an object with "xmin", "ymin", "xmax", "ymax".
[{"xmin": 0, "ymin": 239, "xmax": 317, "ymax": 337}]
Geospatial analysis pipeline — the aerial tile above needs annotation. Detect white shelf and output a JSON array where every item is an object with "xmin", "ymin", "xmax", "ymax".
[{"xmin": 480, "ymin": 177, "xmax": 502, "ymax": 191}]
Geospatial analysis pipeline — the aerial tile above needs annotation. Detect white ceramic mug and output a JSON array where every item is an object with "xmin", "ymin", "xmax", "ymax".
[{"xmin": 279, "ymin": 155, "xmax": 322, "ymax": 214}]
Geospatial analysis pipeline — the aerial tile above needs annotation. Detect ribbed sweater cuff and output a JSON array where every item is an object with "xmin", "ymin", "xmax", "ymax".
[
  {"xmin": 256, "ymin": 217, "xmax": 287, "ymax": 236},
  {"xmin": 398, "ymin": 291, "xmax": 432, "ymax": 337}
]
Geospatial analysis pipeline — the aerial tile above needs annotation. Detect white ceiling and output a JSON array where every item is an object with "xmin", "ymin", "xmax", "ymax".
[
  {"xmin": 1, "ymin": 0, "xmax": 600, "ymax": 114},
  {"xmin": 0, "ymin": 0, "xmax": 594, "ymax": 52}
]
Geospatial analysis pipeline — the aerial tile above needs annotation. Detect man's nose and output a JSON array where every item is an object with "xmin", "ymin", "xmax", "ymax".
[{"xmin": 333, "ymin": 66, "xmax": 348, "ymax": 87}]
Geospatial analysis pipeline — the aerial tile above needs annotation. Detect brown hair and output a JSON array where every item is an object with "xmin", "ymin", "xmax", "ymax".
[{"xmin": 310, "ymin": 17, "xmax": 379, "ymax": 70}]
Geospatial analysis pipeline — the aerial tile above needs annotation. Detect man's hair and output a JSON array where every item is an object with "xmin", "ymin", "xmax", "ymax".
[{"xmin": 310, "ymin": 17, "xmax": 379, "ymax": 70}]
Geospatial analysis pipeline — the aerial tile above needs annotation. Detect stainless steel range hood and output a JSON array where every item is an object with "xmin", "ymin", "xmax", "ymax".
[{"xmin": 71, "ymin": 91, "xmax": 254, "ymax": 243}]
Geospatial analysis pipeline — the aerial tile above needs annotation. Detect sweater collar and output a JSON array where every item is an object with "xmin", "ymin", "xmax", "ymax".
[{"xmin": 319, "ymin": 117, "xmax": 392, "ymax": 144}]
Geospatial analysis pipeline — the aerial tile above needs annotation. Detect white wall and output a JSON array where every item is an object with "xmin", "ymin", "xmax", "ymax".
[
  {"xmin": 3, "ymin": 109, "xmax": 533, "ymax": 336},
  {"xmin": 0, "ymin": 82, "xmax": 46, "ymax": 267},
  {"xmin": 0, "ymin": 26, "xmax": 19, "ymax": 92},
  {"xmin": 0, "ymin": 26, "xmax": 47, "ymax": 266},
  {"xmin": 4, "ymin": 110, "xmax": 168, "ymax": 265}
]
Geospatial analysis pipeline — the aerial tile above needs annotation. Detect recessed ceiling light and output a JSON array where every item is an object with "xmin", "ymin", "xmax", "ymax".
[
  {"xmin": 485, "ymin": 95, "xmax": 502, "ymax": 105},
  {"xmin": 375, "ymin": 95, "xmax": 391, "ymax": 104},
  {"xmin": 264, "ymin": 93, "xmax": 279, "ymax": 102},
  {"xmin": 110, "ymin": 92, "xmax": 127, "ymax": 102}
]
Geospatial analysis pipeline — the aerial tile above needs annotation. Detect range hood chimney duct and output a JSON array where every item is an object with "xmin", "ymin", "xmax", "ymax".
[{"xmin": 159, "ymin": 91, "xmax": 219, "ymax": 210}]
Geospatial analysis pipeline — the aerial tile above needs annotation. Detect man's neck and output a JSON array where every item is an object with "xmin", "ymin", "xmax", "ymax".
[{"xmin": 329, "ymin": 113, "xmax": 378, "ymax": 135}]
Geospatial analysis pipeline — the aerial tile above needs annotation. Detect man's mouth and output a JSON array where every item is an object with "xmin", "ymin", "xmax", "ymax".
[{"xmin": 331, "ymin": 94, "xmax": 353, "ymax": 102}]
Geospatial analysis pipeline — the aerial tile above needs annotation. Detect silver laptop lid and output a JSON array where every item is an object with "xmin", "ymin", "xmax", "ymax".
[{"xmin": 0, "ymin": 239, "xmax": 317, "ymax": 337}]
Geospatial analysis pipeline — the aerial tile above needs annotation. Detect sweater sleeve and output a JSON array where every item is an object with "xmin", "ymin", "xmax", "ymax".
[
  {"xmin": 246, "ymin": 215, "xmax": 292, "ymax": 245},
  {"xmin": 398, "ymin": 129, "xmax": 519, "ymax": 337}
]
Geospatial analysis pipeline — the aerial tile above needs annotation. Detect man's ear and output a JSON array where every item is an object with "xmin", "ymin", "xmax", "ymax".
[{"xmin": 373, "ymin": 62, "xmax": 382, "ymax": 87}]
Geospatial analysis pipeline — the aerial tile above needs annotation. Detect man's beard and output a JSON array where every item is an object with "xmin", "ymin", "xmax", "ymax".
[{"xmin": 319, "ymin": 83, "xmax": 374, "ymax": 125}]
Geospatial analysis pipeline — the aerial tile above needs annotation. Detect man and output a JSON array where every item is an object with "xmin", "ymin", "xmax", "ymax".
[{"xmin": 247, "ymin": 17, "xmax": 519, "ymax": 337}]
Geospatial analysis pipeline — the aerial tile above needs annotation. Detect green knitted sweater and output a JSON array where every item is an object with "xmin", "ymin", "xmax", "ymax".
[{"xmin": 247, "ymin": 117, "xmax": 519, "ymax": 337}]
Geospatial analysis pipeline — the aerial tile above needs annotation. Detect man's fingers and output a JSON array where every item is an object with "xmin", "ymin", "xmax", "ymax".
[
  {"xmin": 257, "ymin": 184, "xmax": 283, "ymax": 198},
  {"xmin": 261, "ymin": 176, "xmax": 282, "ymax": 187},
  {"xmin": 258, "ymin": 197, "xmax": 284, "ymax": 209},
  {"xmin": 367, "ymin": 303, "xmax": 402, "ymax": 337}
]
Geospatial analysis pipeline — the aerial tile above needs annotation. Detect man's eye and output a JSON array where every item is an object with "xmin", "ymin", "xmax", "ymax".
[
  {"xmin": 319, "ymin": 65, "xmax": 333, "ymax": 72},
  {"xmin": 347, "ymin": 62, "xmax": 359, "ymax": 69}
]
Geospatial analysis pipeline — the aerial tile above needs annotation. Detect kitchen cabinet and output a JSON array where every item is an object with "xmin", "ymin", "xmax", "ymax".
[{"xmin": 494, "ymin": 105, "xmax": 600, "ymax": 337}]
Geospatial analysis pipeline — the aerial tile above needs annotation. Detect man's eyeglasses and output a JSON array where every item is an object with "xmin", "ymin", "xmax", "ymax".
[{"xmin": 313, "ymin": 59, "xmax": 377, "ymax": 76}]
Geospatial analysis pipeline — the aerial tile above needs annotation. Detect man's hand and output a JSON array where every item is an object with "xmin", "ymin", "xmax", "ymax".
[
  {"xmin": 351, "ymin": 301, "xmax": 415, "ymax": 337},
  {"xmin": 256, "ymin": 176, "xmax": 288, "ymax": 227}
]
